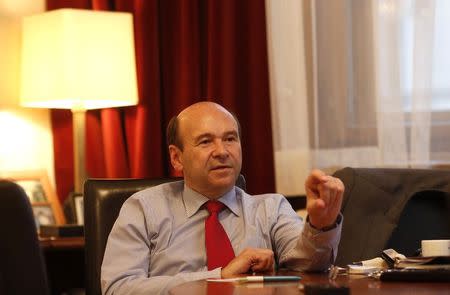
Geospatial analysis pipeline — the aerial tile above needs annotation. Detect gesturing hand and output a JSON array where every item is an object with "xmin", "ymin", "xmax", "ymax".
[
  {"xmin": 221, "ymin": 248, "xmax": 274, "ymax": 278},
  {"xmin": 305, "ymin": 169, "xmax": 344, "ymax": 230}
]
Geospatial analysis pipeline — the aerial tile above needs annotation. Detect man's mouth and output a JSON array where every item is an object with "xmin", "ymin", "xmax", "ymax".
[{"xmin": 211, "ymin": 165, "xmax": 232, "ymax": 170}]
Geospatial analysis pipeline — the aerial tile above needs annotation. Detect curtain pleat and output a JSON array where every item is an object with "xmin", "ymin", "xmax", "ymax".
[{"xmin": 47, "ymin": 0, "xmax": 275, "ymax": 201}]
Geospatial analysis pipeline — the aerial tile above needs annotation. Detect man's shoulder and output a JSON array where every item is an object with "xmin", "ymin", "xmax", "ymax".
[
  {"xmin": 237, "ymin": 187, "xmax": 286, "ymax": 204},
  {"xmin": 236, "ymin": 188, "xmax": 296, "ymax": 219},
  {"xmin": 115, "ymin": 180, "xmax": 184, "ymax": 224},
  {"xmin": 131, "ymin": 180, "xmax": 184, "ymax": 202}
]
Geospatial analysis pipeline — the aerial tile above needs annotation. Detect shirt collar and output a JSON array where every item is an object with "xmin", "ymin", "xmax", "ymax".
[{"xmin": 182, "ymin": 185, "xmax": 241, "ymax": 218}]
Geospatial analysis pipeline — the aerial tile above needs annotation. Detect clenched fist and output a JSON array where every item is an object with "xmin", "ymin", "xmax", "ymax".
[{"xmin": 305, "ymin": 169, "xmax": 344, "ymax": 230}]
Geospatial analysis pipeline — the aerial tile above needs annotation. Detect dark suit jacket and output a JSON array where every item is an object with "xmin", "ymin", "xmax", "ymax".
[{"xmin": 333, "ymin": 167, "xmax": 450, "ymax": 266}]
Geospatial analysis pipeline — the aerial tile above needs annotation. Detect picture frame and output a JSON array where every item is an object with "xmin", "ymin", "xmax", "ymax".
[
  {"xmin": 3, "ymin": 170, "xmax": 66, "ymax": 225},
  {"xmin": 32, "ymin": 203, "xmax": 57, "ymax": 227}
]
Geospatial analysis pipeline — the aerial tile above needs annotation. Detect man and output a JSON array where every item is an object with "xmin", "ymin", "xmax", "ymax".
[{"xmin": 102, "ymin": 102, "xmax": 344, "ymax": 295}]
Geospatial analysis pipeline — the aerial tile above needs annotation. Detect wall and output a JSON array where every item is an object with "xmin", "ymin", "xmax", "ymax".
[{"xmin": 0, "ymin": 0, "xmax": 56, "ymax": 188}]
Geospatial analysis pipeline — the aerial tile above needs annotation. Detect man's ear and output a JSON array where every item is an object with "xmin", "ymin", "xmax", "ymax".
[{"xmin": 169, "ymin": 145, "xmax": 183, "ymax": 172}]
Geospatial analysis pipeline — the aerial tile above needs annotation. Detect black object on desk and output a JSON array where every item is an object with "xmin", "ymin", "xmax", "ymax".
[
  {"xmin": 40, "ymin": 224, "xmax": 84, "ymax": 237},
  {"xmin": 379, "ymin": 268, "xmax": 450, "ymax": 282}
]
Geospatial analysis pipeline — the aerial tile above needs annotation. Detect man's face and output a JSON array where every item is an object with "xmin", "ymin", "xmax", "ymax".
[{"xmin": 170, "ymin": 105, "xmax": 242, "ymax": 198}]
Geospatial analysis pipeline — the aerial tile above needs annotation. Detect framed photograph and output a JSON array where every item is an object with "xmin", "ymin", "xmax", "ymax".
[
  {"xmin": 14, "ymin": 179, "xmax": 47, "ymax": 203},
  {"xmin": 3, "ymin": 170, "xmax": 66, "ymax": 225},
  {"xmin": 32, "ymin": 204, "xmax": 56, "ymax": 227}
]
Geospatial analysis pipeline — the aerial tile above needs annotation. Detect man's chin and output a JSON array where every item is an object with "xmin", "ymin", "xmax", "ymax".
[{"xmin": 208, "ymin": 172, "xmax": 236, "ymax": 189}]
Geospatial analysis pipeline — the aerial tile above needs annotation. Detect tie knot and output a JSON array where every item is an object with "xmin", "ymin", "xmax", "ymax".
[{"xmin": 205, "ymin": 200, "xmax": 225, "ymax": 214}]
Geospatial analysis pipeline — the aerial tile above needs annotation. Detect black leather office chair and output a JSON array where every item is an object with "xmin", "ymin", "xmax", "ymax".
[
  {"xmin": 84, "ymin": 175, "xmax": 246, "ymax": 295},
  {"xmin": 0, "ymin": 180, "xmax": 50, "ymax": 295},
  {"xmin": 333, "ymin": 167, "xmax": 450, "ymax": 266}
]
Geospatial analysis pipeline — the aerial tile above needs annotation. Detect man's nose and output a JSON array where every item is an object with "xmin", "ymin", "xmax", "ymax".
[{"xmin": 212, "ymin": 140, "xmax": 229, "ymax": 157}]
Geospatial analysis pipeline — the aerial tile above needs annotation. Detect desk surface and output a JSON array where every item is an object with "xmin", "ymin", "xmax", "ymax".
[
  {"xmin": 39, "ymin": 236, "xmax": 85, "ymax": 249},
  {"xmin": 169, "ymin": 271, "xmax": 450, "ymax": 295}
]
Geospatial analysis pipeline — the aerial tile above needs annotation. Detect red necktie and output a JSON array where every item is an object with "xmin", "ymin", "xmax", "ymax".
[{"xmin": 205, "ymin": 201, "xmax": 235, "ymax": 270}]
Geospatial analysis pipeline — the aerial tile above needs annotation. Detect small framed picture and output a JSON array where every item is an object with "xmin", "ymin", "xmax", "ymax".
[
  {"xmin": 32, "ymin": 204, "xmax": 56, "ymax": 227},
  {"xmin": 14, "ymin": 179, "xmax": 47, "ymax": 202},
  {"xmin": 2, "ymin": 170, "xmax": 66, "ymax": 225}
]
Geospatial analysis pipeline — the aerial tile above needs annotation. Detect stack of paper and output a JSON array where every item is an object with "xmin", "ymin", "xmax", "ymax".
[{"xmin": 394, "ymin": 256, "xmax": 450, "ymax": 270}]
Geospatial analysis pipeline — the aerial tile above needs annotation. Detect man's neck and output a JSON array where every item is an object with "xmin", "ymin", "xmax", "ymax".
[
  {"xmin": 196, "ymin": 189, "xmax": 230, "ymax": 200},
  {"xmin": 185, "ymin": 183, "xmax": 234, "ymax": 200}
]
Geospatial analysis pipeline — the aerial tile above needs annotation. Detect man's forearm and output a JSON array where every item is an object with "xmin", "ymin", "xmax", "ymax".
[
  {"xmin": 279, "ymin": 215, "xmax": 343, "ymax": 272},
  {"xmin": 103, "ymin": 268, "xmax": 221, "ymax": 295}
]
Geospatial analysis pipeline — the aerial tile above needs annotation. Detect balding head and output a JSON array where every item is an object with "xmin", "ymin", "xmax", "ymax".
[
  {"xmin": 167, "ymin": 101, "xmax": 242, "ymax": 198},
  {"xmin": 167, "ymin": 102, "xmax": 241, "ymax": 150}
]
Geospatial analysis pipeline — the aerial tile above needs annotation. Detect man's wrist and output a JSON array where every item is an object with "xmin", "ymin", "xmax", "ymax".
[
  {"xmin": 220, "ymin": 267, "xmax": 229, "ymax": 279},
  {"xmin": 307, "ymin": 214, "xmax": 342, "ymax": 231}
]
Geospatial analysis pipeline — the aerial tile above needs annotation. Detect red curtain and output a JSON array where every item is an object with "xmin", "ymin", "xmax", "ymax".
[{"xmin": 47, "ymin": 0, "xmax": 275, "ymax": 202}]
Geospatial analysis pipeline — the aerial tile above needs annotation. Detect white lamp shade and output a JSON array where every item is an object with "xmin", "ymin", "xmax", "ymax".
[{"xmin": 20, "ymin": 9, "xmax": 138, "ymax": 110}]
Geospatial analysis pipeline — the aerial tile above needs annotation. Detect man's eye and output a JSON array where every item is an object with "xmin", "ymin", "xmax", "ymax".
[
  {"xmin": 225, "ymin": 136, "xmax": 237, "ymax": 142},
  {"xmin": 199, "ymin": 139, "xmax": 211, "ymax": 145}
]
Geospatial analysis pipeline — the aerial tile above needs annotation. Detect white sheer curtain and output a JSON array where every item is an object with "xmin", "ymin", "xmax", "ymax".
[
  {"xmin": 266, "ymin": 0, "xmax": 450, "ymax": 194},
  {"xmin": 265, "ymin": 0, "xmax": 311, "ymax": 195}
]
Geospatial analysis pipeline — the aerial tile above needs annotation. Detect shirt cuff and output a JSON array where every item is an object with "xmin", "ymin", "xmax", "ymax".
[
  {"xmin": 306, "ymin": 213, "xmax": 343, "ymax": 233},
  {"xmin": 209, "ymin": 267, "xmax": 222, "ymax": 279}
]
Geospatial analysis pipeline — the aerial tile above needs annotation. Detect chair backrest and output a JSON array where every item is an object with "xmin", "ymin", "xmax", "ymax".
[
  {"xmin": 83, "ymin": 175, "xmax": 246, "ymax": 295},
  {"xmin": 386, "ymin": 190, "xmax": 450, "ymax": 256},
  {"xmin": 333, "ymin": 167, "xmax": 450, "ymax": 266},
  {"xmin": 0, "ymin": 180, "xmax": 49, "ymax": 295}
]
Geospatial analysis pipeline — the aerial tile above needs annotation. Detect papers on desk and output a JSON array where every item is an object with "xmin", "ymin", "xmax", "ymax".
[
  {"xmin": 208, "ymin": 278, "xmax": 244, "ymax": 283},
  {"xmin": 394, "ymin": 256, "xmax": 450, "ymax": 270},
  {"xmin": 347, "ymin": 265, "xmax": 381, "ymax": 275},
  {"xmin": 367, "ymin": 255, "xmax": 450, "ymax": 282},
  {"xmin": 348, "ymin": 249, "xmax": 450, "ymax": 274},
  {"xmin": 207, "ymin": 276, "xmax": 301, "ymax": 283},
  {"xmin": 339, "ymin": 253, "xmax": 450, "ymax": 282}
]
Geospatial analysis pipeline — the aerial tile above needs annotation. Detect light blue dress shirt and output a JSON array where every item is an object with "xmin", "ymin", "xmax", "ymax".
[{"xmin": 101, "ymin": 180, "xmax": 342, "ymax": 295}]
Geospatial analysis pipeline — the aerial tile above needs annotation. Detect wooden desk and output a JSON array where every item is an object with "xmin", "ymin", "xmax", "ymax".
[
  {"xmin": 39, "ymin": 236, "xmax": 85, "ymax": 249},
  {"xmin": 169, "ymin": 271, "xmax": 450, "ymax": 295},
  {"xmin": 39, "ymin": 236, "xmax": 85, "ymax": 295}
]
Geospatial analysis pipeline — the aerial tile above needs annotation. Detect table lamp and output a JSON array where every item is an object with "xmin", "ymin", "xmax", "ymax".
[{"xmin": 20, "ymin": 9, "xmax": 138, "ymax": 194}]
